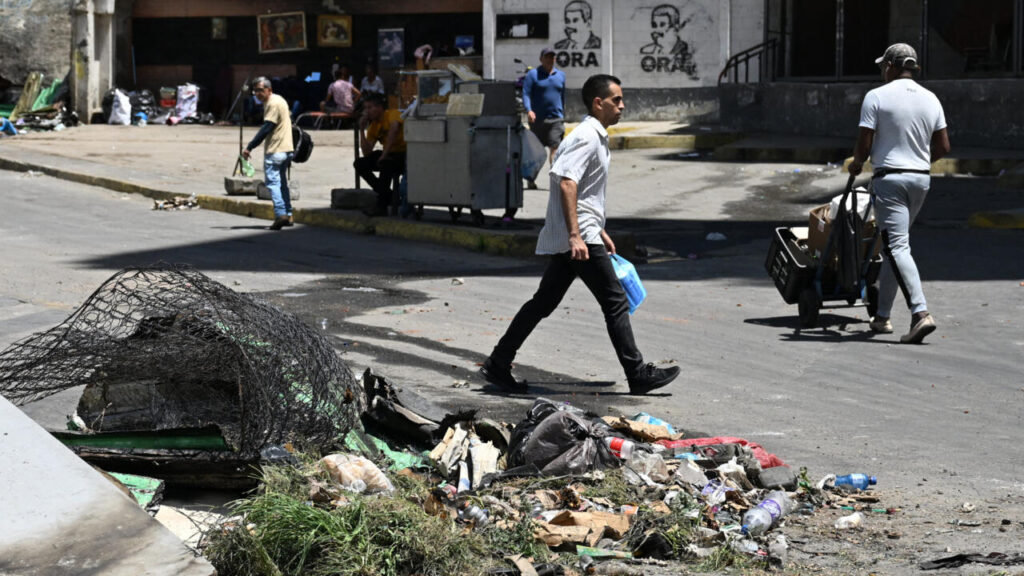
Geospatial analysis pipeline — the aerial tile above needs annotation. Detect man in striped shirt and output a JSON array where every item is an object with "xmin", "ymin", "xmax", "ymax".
[{"xmin": 480, "ymin": 74, "xmax": 680, "ymax": 396}]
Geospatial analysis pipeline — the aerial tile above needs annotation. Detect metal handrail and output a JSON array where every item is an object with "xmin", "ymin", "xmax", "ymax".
[{"xmin": 718, "ymin": 38, "xmax": 779, "ymax": 85}]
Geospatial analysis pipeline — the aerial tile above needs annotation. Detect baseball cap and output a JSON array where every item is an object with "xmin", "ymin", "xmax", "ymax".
[
  {"xmin": 540, "ymin": 46, "xmax": 556, "ymax": 58},
  {"xmin": 875, "ymin": 43, "xmax": 919, "ymax": 70}
]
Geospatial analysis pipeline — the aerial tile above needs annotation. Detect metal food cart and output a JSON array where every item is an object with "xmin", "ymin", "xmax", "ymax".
[{"xmin": 403, "ymin": 70, "xmax": 523, "ymax": 225}]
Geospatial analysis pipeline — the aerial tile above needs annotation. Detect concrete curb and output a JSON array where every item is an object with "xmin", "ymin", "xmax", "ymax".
[
  {"xmin": 967, "ymin": 210, "xmax": 1024, "ymax": 229},
  {"xmin": 841, "ymin": 157, "xmax": 1023, "ymax": 176},
  {"xmin": 0, "ymin": 154, "xmax": 635, "ymax": 258}
]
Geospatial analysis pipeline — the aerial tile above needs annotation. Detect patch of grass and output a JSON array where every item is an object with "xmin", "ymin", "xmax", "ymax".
[
  {"xmin": 692, "ymin": 545, "xmax": 751, "ymax": 573},
  {"xmin": 578, "ymin": 469, "xmax": 643, "ymax": 503},
  {"xmin": 204, "ymin": 465, "xmax": 496, "ymax": 576},
  {"xmin": 482, "ymin": 510, "xmax": 549, "ymax": 560}
]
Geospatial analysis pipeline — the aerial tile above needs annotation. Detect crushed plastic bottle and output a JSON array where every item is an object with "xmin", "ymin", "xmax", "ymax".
[
  {"xmin": 834, "ymin": 511, "xmax": 864, "ymax": 530},
  {"xmin": 458, "ymin": 504, "xmax": 489, "ymax": 527},
  {"xmin": 835, "ymin": 473, "xmax": 877, "ymax": 490},
  {"xmin": 741, "ymin": 490, "xmax": 797, "ymax": 536}
]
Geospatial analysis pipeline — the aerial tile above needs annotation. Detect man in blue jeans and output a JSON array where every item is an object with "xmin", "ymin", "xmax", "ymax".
[
  {"xmin": 481, "ymin": 75, "xmax": 680, "ymax": 396},
  {"xmin": 849, "ymin": 43, "xmax": 950, "ymax": 343},
  {"xmin": 242, "ymin": 77, "xmax": 294, "ymax": 230},
  {"xmin": 522, "ymin": 46, "xmax": 566, "ymax": 189}
]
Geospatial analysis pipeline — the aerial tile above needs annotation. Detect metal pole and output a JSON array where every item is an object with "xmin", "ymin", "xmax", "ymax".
[
  {"xmin": 1014, "ymin": 0, "xmax": 1022, "ymax": 73},
  {"xmin": 921, "ymin": 0, "xmax": 929, "ymax": 80},
  {"xmin": 835, "ymin": 0, "xmax": 844, "ymax": 80}
]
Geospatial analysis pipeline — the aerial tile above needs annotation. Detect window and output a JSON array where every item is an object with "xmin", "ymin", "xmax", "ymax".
[{"xmin": 927, "ymin": 0, "xmax": 1015, "ymax": 77}]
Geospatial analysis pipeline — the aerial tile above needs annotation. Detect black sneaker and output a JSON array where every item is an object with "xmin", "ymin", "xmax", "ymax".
[
  {"xmin": 627, "ymin": 363, "xmax": 680, "ymax": 395},
  {"xmin": 479, "ymin": 358, "xmax": 527, "ymax": 393}
]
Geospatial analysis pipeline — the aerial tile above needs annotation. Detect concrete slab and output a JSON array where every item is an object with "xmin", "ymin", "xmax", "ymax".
[{"xmin": 0, "ymin": 396, "xmax": 215, "ymax": 576}]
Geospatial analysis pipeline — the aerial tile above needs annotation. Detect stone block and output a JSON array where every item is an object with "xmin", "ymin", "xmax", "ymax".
[{"xmin": 331, "ymin": 188, "xmax": 377, "ymax": 211}]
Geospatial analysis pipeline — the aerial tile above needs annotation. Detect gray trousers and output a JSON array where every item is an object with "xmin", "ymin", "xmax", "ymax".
[{"xmin": 873, "ymin": 172, "xmax": 930, "ymax": 318}]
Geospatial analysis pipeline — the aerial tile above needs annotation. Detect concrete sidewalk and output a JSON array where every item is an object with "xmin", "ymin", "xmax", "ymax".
[{"xmin": 1, "ymin": 123, "xmax": 1021, "ymax": 247}]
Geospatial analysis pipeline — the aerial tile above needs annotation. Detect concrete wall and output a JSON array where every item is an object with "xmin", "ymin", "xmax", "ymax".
[
  {"xmin": 484, "ymin": 0, "xmax": 766, "ymax": 120},
  {"xmin": 720, "ymin": 79, "xmax": 1024, "ymax": 150},
  {"xmin": 0, "ymin": 0, "xmax": 72, "ymax": 88}
]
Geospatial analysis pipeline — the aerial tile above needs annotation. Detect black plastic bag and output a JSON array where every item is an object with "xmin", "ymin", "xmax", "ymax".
[{"xmin": 508, "ymin": 398, "xmax": 621, "ymax": 476}]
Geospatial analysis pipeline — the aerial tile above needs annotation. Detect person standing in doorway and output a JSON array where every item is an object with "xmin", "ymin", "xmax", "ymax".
[
  {"xmin": 848, "ymin": 43, "xmax": 950, "ymax": 343},
  {"xmin": 522, "ymin": 46, "xmax": 566, "ymax": 189},
  {"xmin": 480, "ymin": 74, "xmax": 680, "ymax": 395},
  {"xmin": 242, "ymin": 77, "xmax": 295, "ymax": 231}
]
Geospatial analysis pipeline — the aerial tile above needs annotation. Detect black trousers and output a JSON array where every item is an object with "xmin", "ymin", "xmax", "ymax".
[
  {"xmin": 353, "ymin": 150, "xmax": 405, "ymax": 211},
  {"xmin": 490, "ymin": 244, "xmax": 645, "ymax": 379}
]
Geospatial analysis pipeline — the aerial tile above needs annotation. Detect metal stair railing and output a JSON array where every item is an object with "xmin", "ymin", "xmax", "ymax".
[{"xmin": 718, "ymin": 38, "xmax": 779, "ymax": 85}]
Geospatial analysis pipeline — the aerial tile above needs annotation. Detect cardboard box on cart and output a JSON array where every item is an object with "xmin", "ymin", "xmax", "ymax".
[{"xmin": 807, "ymin": 204, "xmax": 879, "ymax": 263}]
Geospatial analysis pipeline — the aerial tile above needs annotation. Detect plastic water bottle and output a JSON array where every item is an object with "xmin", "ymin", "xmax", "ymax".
[
  {"xmin": 742, "ymin": 491, "xmax": 796, "ymax": 536},
  {"xmin": 603, "ymin": 436, "xmax": 635, "ymax": 459},
  {"xmin": 835, "ymin": 474, "xmax": 876, "ymax": 490}
]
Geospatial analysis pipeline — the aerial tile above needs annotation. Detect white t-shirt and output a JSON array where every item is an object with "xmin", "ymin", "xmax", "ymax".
[
  {"xmin": 361, "ymin": 76, "xmax": 385, "ymax": 94},
  {"xmin": 859, "ymin": 78, "xmax": 946, "ymax": 171},
  {"xmin": 536, "ymin": 115, "xmax": 610, "ymax": 254}
]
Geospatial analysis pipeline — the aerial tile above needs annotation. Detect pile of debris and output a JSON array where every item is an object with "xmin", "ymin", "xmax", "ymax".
[
  {"xmin": 201, "ymin": 373, "xmax": 887, "ymax": 576},
  {"xmin": 153, "ymin": 195, "xmax": 201, "ymax": 210}
]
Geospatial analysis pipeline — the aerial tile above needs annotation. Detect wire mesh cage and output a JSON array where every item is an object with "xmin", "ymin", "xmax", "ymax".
[{"xmin": 0, "ymin": 265, "xmax": 363, "ymax": 456}]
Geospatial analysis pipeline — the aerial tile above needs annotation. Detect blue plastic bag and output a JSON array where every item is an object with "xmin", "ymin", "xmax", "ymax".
[{"xmin": 610, "ymin": 253, "xmax": 646, "ymax": 314}]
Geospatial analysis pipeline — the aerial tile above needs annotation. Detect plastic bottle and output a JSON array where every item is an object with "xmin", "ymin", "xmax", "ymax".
[
  {"xmin": 603, "ymin": 436, "xmax": 635, "ymax": 459},
  {"xmin": 834, "ymin": 511, "xmax": 864, "ymax": 530},
  {"xmin": 741, "ymin": 490, "xmax": 797, "ymax": 536},
  {"xmin": 458, "ymin": 504, "xmax": 488, "ymax": 527},
  {"xmin": 835, "ymin": 474, "xmax": 877, "ymax": 490}
]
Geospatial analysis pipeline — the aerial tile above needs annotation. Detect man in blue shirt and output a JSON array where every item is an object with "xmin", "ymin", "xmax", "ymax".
[{"xmin": 523, "ymin": 47, "xmax": 566, "ymax": 189}]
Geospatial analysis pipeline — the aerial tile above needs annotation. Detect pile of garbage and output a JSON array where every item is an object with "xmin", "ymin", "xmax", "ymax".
[{"xmin": 202, "ymin": 378, "xmax": 887, "ymax": 576}]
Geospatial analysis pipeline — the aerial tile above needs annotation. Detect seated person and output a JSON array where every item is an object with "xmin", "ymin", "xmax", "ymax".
[
  {"xmin": 360, "ymin": 64, "xmax": 385, "ymax": 94},
  {"xmin": 354, "ymin": 92, "xmax": 405, "ymax": 215},
  {"xmin": 320, "ymin": 68, "xmax": 361, "ymax": 114}
]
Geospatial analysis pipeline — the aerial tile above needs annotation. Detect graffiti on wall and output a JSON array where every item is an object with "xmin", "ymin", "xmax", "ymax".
[
  {"xmin": 639, "ymin": 4, "xmax": 699, "ymax": 78},
  {"xmin": 554, "ymin": 0, "xmax": 600, "ymax": 68}
]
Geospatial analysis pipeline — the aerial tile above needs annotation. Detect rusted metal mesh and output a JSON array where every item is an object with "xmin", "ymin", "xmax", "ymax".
[{"xmin": 0, "ymin": 265, "xmax": 363, "ymax": 455}]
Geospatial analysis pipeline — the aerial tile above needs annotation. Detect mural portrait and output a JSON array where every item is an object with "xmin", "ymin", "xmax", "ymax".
[
  {"xmin": 639, "ymin": 3, "xmax": 702, "ymax": 79},
  {"xmin": 554, "ymin": 0, "xmax": 601, "ymax": 50}
]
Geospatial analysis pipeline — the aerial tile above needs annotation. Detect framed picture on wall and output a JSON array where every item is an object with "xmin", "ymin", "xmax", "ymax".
[
  {"xmin": 378, "ymin": 28, "xmax": 405, "ymax": 69},
  {"xmin": 211, "ymin": 17, "xmax": 227, "ymax": 40},
  {"xmin": 317, "ymin": 14, "xmax": 351, "ymax": 47},
  {"xmin": 258, "ymin": 12, "xmax": 307, "ymax": 54}
]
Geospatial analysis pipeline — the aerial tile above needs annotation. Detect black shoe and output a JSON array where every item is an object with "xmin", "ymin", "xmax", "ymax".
[
  {"xmin": 269, "ymin": 216, "xmax": 290, "ymax": 230},
  {"xmin": 627, "ymin": 363, "xmax": 680, "ymax": 395},
  {"xmin": 479, "ymin": 358, "xmax": 527, "ymax": 393}
]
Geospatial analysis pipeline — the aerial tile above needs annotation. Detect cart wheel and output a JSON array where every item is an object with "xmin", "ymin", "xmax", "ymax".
[
  {"xmin": 471, "ymin": 209, "xmax": 485, "ymax": 227},
  {"xmin": 798, "ymin": 288, "xmax": 821, "ymax": 329},
  {"xmin": 448, "ymin": 206, "xmax": 462, "ymax": 222},
  {"xmin": 414, "ymin": 204, "xmax": 423, "ymax": 221},
  {"xmin": 865, "ymin": 282, "xmax": 880, "ymax": 318}
]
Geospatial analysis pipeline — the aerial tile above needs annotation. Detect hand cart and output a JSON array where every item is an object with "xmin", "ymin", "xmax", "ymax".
[{"xmin": 765, "ymin": 174, "xmax": 883, "ymax": 328}]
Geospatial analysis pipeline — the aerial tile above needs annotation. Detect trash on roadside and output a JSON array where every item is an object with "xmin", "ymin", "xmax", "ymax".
[
  {"xmin": 834, "ymin": 511, "xmax": 865, "ymax": 530},
  {"xmin": 153, "ymin": 195, "xmax": 200, "ymax": 210},
  {"xmin": 321, "ymin": 453, "xmax": 395, "ymax": 495},
  {"xmin": 508, "ymin": 398, "xmax": 622, "ymax": 476},
  {"xmin": 705, "ymin": 232, "xmax": 728, "ymax": 241}
]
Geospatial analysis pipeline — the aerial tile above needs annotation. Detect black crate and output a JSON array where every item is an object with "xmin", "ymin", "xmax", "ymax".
[{"xmin": 765, "ymin": 227, "xmax": 816, "ymax": 305}]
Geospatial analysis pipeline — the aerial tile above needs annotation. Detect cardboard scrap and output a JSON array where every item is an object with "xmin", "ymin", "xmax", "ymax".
[
  {"xmin": 505, "ymin": 555, "xmax": 539, "ymax": 576},
  {"xmin": 539, "ymin": 510, "xmax": 632, "ymax": 547},
  {"xmin": 602, "ymin": 416, "xmax": 683, "ymax": 442}
]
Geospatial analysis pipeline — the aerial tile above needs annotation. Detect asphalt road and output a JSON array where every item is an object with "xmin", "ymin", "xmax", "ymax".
[{"xmin": 1, "ymin": 165, "xmax": 1022, "ymax": 574}]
